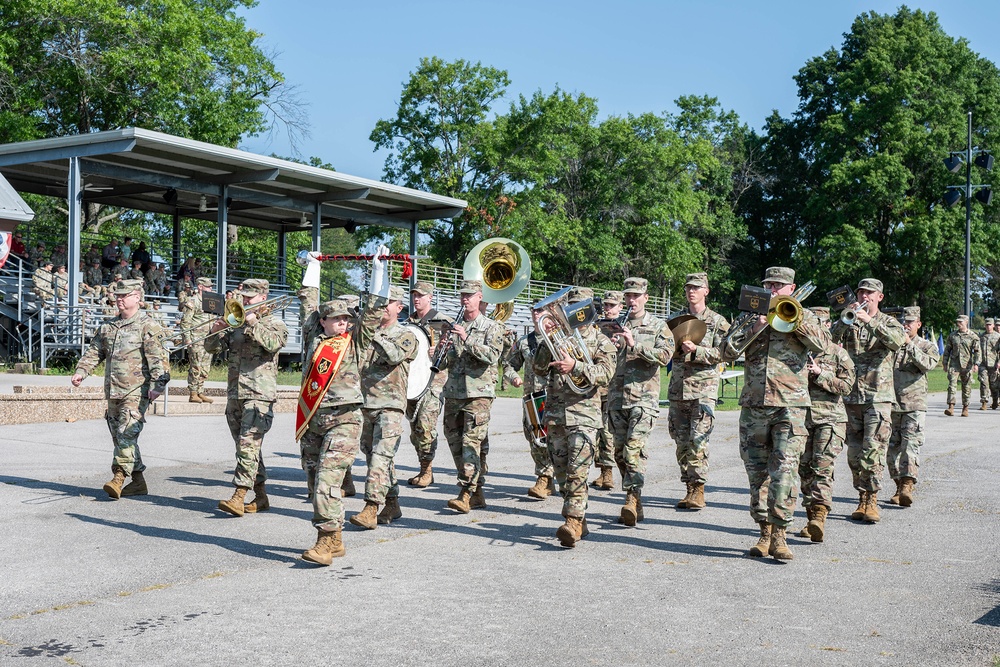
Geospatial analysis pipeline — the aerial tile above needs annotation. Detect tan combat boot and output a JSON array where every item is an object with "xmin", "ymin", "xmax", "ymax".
[
  {"xmin": 636, "ymin": 494, "xmax": 645, "ymax": 522},
  {"xmin": 302, "ymin": 529, "xmax": 345, "ymax": 565},
  {"xmin": 527, "ymin": 475, "xmax": 555, "ymax": 499},
  {"xmin": 944, "ymin": 404, "xmax": 954, "ymax": 416},
  {"xmin": 797, "ymin": 506, "xmax": 815, "ymax": 538},
  {"xmin": 188, "ymin": 392, "xmax": 203, "ymax": 403},
  {"xmin": 341, "ymin": 469, "xmax": 356, "ymax": 497},
  {"xmin": 961, "ymin": 405, "xmax": 969, "ymax": 417},
  {"xmin": 198, "ymin": 393, "xmax": 214, "ymax": 404},
  {"xmin": 377, "ymin": 496, "xmax": 402, "ymax": 524},
  {"xmin": 898, "ymin": 477, "xmax": 916, "ymax": 507},
  {"xmin": 676, "ymin": 482, "xmax": 694, "ymax": 509},
  {"xmin": 687, "ymin": 482, "xmax": 706, "ymax": 510},
  {"xmin": 470, "ymin": 485, "xmax": 487, "ymax": 509},
  {"xmin": 982, "ymin": 400, "xmax": 989, "ymax": 411},
  {"xmin": 218, "ymin": 487, "xmax": 248, "ymax": 516},
  {"xmin": 243, "ymin": 482, "xmax": 269, "ymax": 513},
  {"xmin": 863, "ymin": 492, "xmax": 880, "ymax": 523},
  {"xmin": 888, "ymin": 479, "xmax": 903, "ymax": 505},
  {"xmin": 349, "ymin": 501, "xmax": 379, "ymax": 529},
  {"xmin": 120, "ymin": 470, "xmax": 148, "ymax": 497},
  {"xmin": 807, "ymin": 505, "xmax": 828, "ymax": 543},
  {"xmin": 447, "ymin": 488, "xmax": 472, "ymax": 514},
  {"xmin": 408, "ymin": 461, "xmax": 434, "ymax": 488},
  {"xmin": 595, "ymin": 466, "xmax": 614, "ymax": 490},
  {"xmin": 851, "ymin": 491, "xmax": 867, "ymax": 520},
  {"xmin": 749, "ymin": 521, "xmax": 772, "ymax": 557},
  {"xmin": 620, "ymin": 491, "xmax": 639, "ymax": 527},
  {"xmin": 769, "ymin": 526, "xmax": 794, "ymax": 560},
  {"xmin": 556, "ymin": 516, "xmax": 584, "ymax": 548},
  {"xmin": 103, "ymin": 467, "xmax": 127, "ymax": 499}
]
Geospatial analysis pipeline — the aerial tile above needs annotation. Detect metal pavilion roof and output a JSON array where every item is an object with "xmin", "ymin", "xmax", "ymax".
[
  {"xmin": 0, "ymin": 172, "xmax": 34, "ymax": 228},
  {"xmin": 0, "ymin": 127, "xmax": 466, "ymax": 233}
]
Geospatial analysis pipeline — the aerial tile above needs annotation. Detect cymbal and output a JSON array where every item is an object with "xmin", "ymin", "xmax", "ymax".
[{"xmin": 667, "ymin": 313, "xmax": 707, "ymax": 346}]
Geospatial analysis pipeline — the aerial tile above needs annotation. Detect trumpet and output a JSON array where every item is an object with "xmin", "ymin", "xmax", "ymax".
[
  {"xmin": 723, "ymin": 281, "xmax": 816, "ymax": 355},
  {"xmin": 169, "ymin": 294, "xmax": 294, "ymax": 350},
  {"xmin": 840, "ymin": 303, "xmax": 861, "ymax": 326}
]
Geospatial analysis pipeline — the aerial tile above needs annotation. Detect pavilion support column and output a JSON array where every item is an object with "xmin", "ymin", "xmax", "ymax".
[
  {"xmin": 277, "ymin": 229, "xmax": 287, "ymax": 286},
  {"xmin": 66, "ymin": 156, "xmax": 82, "ymax": 310},
  {"xmin": 409, "ymin": 221, "xmax": 418, "ymax": 311},
  {"xmin": 312, "ymin": 202, "xmax": 322, "ymax": 251},
  {"xmin": 172, "ymin": 209, "xmax": 181, "ymax": 276},
  {"xmin": 216, "ymin": 185, "xmax": 228, "ymax": 293}
]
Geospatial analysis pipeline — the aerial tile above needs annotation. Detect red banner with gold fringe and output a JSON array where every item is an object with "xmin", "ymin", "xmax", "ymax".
[{"xmin": 295, "ymin": 333, "xmax": 351, "ymax": 440}]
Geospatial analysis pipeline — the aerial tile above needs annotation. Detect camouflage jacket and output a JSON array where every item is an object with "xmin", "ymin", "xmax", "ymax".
[
  {"xmin": 180, "ymin": 292, "xmax": 215, "ymax": 342},
  {"xmin": 83, "ymin": 248, "xmax": 101, "ymax": 266},
  {"xmin": 53, "ymin": 272, "xmax": 67, "ymax": 296},
  {"xmin": 83, "ymin": 266, "xmax": 103, "ymax": 287},
  {"xmin": 533, "ymin": 325, "xmax": 617, "ymax": 429},
  {"xmin": 50, "ymin": 250, "xmax": 67, "ymax": 269},
  {"xmin": 504, "ymin": 332, "xmax": 547, "ymax": 395},
  {"xmin": 27, "ymin": 247, "xmax": 47, "ymax": 267},
  {"xmin": 980, "ymin": 331, "xmax": 1000, "ymax": 368},
  {"xmin": 893, "ymin": 335, "xmax": 940, "ymax": 412},
  {"xmin": 441, "ymin": 313, "xmax": 505, "ymax": 400},
  {"xmin": 205, "ymin": 312, "xmax": 288, "ymax": 401},
  {"xmin": 410, "ymin": 308, "xmax": 453, "ymax": 393},
  {"xmin": 667, "ymin": 306, "xmax": 730, "ymax": 401},
  {"xmin": 75, "ymin": 310, "xmax": 170, "ymax": 400},
  {"xmin": 831, "ymin": 312, "xmax": 907, "ymax": 404},
  {"xmin": 143, "ymin": 269, "xmax": 157, "ymax": 294},
  {"xmin": 32, "ymin": 268, "xmax": 53, "ymax": 295},
  {"xmin": 942, "ymin": 329, "xmax": 980, "ymax": 371},
  {"xmin": 608, "ymin": 311, "xmax": 673, "ymax": 411},
  {"xmin": 362, "ymin": 313, "xmax": 418, "ymax": 412},
  {"xmin": 722, "ymin": 309, "xmax": 830, "ymax": 407},
  {"xmin": 806, "ymin": 344, "xmax": 855, "ymax": 426}
]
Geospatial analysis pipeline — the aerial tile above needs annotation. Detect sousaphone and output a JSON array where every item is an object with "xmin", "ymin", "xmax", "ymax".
[{"xmin": 462, "ymin": 237, "xmax": 531, "ymax": 322}]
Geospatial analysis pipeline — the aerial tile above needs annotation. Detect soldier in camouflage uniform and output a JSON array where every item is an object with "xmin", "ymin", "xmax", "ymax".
[
  {"xmin": 830, "ymin": 278, "xmax": 907, "ymax": 524},
  {"xmin": 349, "ymin": 286, "xmax": 419, "ymax": 530},
  {"xmin": 205, "ymin": 278, "xmax": 289, "ymax": 517},
  {"xmin": 32, "ymin": 260, "xmax": 54, "ymax": 301},
  {"xmin": 721, "ymin": 267, "xmax": 830, "ymax": 561},
  {"xmin": 795, "ymin": 307, "xmax": 855, "ymax": 543},
  {"xmin": 668, "ymin": 272, "xmax": 730, "ymax": 510},
  {"xmin": 71, "ymin": 279, "xmax": 170, "ymax": 498},
  {"xmin": 504, "ymin": 308, "xmax": 555, "ymax": 498},
  {"xmin": 53, "ymin": 265, "xmax": 68, "ymax": 301},
  {"xmin": 608, "ymin": 277, "xmax": 673, "ymax": 526},
  {"xmin": 83, "ymin": 260, "xmax": 105, "ymax": 300},
  {"xmin": 888, "ymin": 306, "xmax": 940, "ymax": 509},
  {"xmin": 83, "ymin": 243, "xmax": 102, "ymax": 268},
  {"xmin": 438, "ymin": 279, "xmax": 505, "ymax": 513},
  {"xmin": 50, "ymin": 244, "xmax": 67, "ymax": 272},
  {"xmin": 27, "ymin": 242, "xmax": 47, "ymax": 269},
  {"xmin": 942, "ymin": 314, "xmax": 980, "ymax": 416},
  {"xmin": 979, "ymin": 318, "xmax": 1000, "ymax": 410},
  {"xmin": 405, "ymin": 280, "xmax": 453, "ymax": 488},
  {"xmin": 590, "ymin": 290, "xmax": 624, "ymax": 491},
  {"xmin": 181, "ymin": 277, "xmax": 217, "ymax": 404},
  {"xmin": 533, "ymin": 287, "xmax": 616, "ymax": 547}
]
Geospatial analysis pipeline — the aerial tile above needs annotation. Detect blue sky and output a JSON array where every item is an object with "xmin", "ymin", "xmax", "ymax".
[{"xmin": 237, "ymin": 1, "xmax": 1000, "ymax": 182}]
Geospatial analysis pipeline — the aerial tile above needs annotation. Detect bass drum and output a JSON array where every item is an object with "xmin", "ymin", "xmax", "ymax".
[{"xmin": 400, "ymin": 321, "xmax": 434, "ymax": 401}]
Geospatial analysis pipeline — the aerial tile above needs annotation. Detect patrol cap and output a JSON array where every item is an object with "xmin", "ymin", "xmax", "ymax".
[
  {"xmin": 602, "ymin": 290, "xmax": 624, "ymax": 305},
  {"xmin": 763, "ymin": 266, "xmax": 794, "ymax": 285},
  {"xmin": 388, "ymin": 286, "xmax": 406, "ymax": 302},
  {"xmin": 196, "ymin": 277, "xmax": 213, "ymax": 288},
  {"xmin": 985, "ymin": 316, "xmax": 995, "ymax": 326},
  {"xmin": 685, "ymin": 272, "xmax": 709, "ymax": 289},
  {"xmin": 809, "ymin": 306, "xmax": 831, "ymax": 323},
  {"xmin": 113, "ymin": 279, "xmax": 143, "ymax": 296},
  {"xmin": 567, "ymin": 286, "xmax": 594, "ymax": 303},
  {"xmin": 459, "ymin": 279, "xmax": 482, "ymax": 295},
  {"xmin": 623, "ymin": 277, "xmax": 648, "ymax": 294},
  {"xmin": 857, "ymin": 278, "xmax": 884, "ymax": 293},
  {"xmin": 237, "ymin": 278, "xmax": 269, "ymax": 297},
  {"xmin": 411, "ymin": 280, "xmax": 434, "ymax": 296},
  {"xmin": 319, "ymin": 300, "xmax": 350, "ymax": 319},
  {"xmin": 957, "ymin": 314, "xmax": 969, "ymax": 323},
  {"xmin": 337, "ymin": 294, "xmax": 360, "ymax": 307}
]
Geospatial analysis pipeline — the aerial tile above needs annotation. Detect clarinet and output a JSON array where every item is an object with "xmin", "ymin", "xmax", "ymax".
[{"xmin": 430, "ymin": 305, "xmax": 467, "ymax": 373}]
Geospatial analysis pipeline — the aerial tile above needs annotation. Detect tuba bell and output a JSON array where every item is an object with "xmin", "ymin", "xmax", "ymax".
[{"xmin": 463, "ymin": 237, "xmax": 531, "ymax": 314}]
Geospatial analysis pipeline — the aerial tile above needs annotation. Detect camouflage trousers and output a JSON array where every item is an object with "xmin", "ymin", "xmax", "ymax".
[
  {"xmin": 845, "ymin": 402, "xmax": 892, "ymax": 493},
  {"xmin": 667, "ymin": 398, "xmax": 716, "ymax": 484},
  {"xmin": 186, "ymin": 345, "xmax": 212, "ymax": 394},
  {"xmin": 301, "ymin": 404, "xmax": 363, "ymax": 531},
  {"xmin": 609, "ymin": 406, "xmax": 656, "ymax": 492},
  {"xmin": 406, "ymin": 383, "xmax": 444, "ymax": 464},
  {"xmin": 521, "ymin": 413, "xmax": 553, "ymax": 478},
  {"xmin": 105, "ymin": 396, "xmax": 151, "ymax": 475},
  {"xmin": 799, "ymin": 421, "xmax": 846, "ymax": 510},
  {"xmin": 225, "ymin": 399, "xmax": 274, "ymax": 489},
  {"xmin": 738, "ymin": 406, "xmax": 807, "ymax": 528},
  {"xmin": 360, "ymin": 408, "xmax": 406, "ymax": 505},
  {"xmin": 888, "ymin": 410, "xmax": 924, "ymax": 481},
  {"xmin": 946, "ymin": 369, "xmax": 974, "ymax": 406},
  {"xmin": 979, "ymin": 367, "xmax": 1000, "ymax": 403},
  {"xmin": 443, "ymin": 397, "xmax": 493, "ymax": 490},
  {"xmin": 546, "ymin": 424, "xmax": 596, "ymax": 519},
  {"xmin": 595, "ymin": 394, "xmax": 614, "ymax": 468}
]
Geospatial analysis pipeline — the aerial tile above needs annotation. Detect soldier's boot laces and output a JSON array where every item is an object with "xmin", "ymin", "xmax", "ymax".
[
  {"xmin": 243, "ymin": 482, "xmax": 269, "ymax": 513},
  {"xmin": 863, "ymin": 492, "xmax": 881, "ymax": 523},
  {"xmin": 528, "ymin": 475, "xmax": 554, "ymax": 499},
  {"xmin": 188, "ymin": 392, "xmax": 203, "ymax": 403},
  {"xmin": 944, "ymin": 404, "xmax": 954, "ymax": 416},
  {"xmin": 899, "ymin": 477, "xmax": 916, "ymax": 507},
  {"xmin": 687, "ymin": 482, "xmax": 706, "ymax": 510},
  {"xmin": 198, "ymin": 393, "xmax": 214, "ymax": 404},
  {"xmin": 341, "ymin": 470, "xmax": 356, "ymax": 497},
  {"xmin": 676, "ymin": 482, "xmax": 694, "ymax": 509},
  {"xmin": 769, "ymin": 526, "xmax": 794, "ymax": 561},
  {"xmin": 349, "ymin": 501, "xmax": 379, "ymax": 530},
  {"xmin": 218, "ymin": 487, "xmax": 248, "ymax": 516},
  {"xmin": 120, "ymin": 470, "xmax": 148, "ymax": 497},
  {"xmin": 447, "ymin": 488, "xmax": 472, "ymax": 514},
  {"xmin": 103, "ymin": 467, "xmax": 127, "ymax": 499},
  {"xmin": 851, "ymin": 492, "xmax": 868, "ymax": 520},
  {"xmin": 620, "ymin": 491, "xmax": 639, "ymax": 527},
  {"xmin": 408, "ymin": 461, "xmax": 434, "ymax": 488},
  {"xmin": 797, "ymin": 506, "xmax": 815, "ymax": 538},
  {"xmin": 807, "ymin": 505, "xmax": 828, "ymax": 543},
  {"xmin": 961, "ymin": 405, "xmax": 970, "ymax": 417},
  {"xmin": 377, "ymin": 496, "xmax": 402, "ymax": 524},
  {"xmin": 749, "ymin": 521, "xmax": 772, "ymax": 557},
  {"xmin": 302, "ymin": 529, "xmax": 345, "ymax": 566},
  {"xmin": 470, "ymin": 485, "xmax": 487, "ymax": 509},
  {"xmin": 556, "ymin": 516, "xmax": 585, "ymax": 548}
]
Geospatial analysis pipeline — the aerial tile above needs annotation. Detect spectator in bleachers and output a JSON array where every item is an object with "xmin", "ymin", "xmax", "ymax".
[
  {"xmin": 153, "ymin": 263, "xmax": 167, "ymax": 295},
  {"xmin": 129, "ymin": 260, "xmax": 144, "ymax": 281},
  {"xmin": 28, "ymin": 242, "xmax": 47, "ymax": 269},
  {"xmin": 133, "ymin": 241, "xmax": 151, "ymax": 272},
  {"xmin": 120, "ymin": 237, "xmax": 133, "ymax": 264},
  {"xmin": 143, "ymin": 263, "xmax": 158, "ymax": 295},
  {"xmin": 84, "ymin": 242, "xmax": 102, "ymax": 266},
  {"xmin": 10, "ymin": 230, "xmax": 26, "ymax": 259},
  {"xmin": 192, "ymin": 257, "xmax": 204, "ymax": 279},
  {"xmin": 82, "ymin": 259, "xmax": 105, "ymax": 300},
  {"xmin": 50, "ymin": 244, "xmax": 67, "ymax": 270},
  {"xmin": 53, "ymin": 265, "xmax": 68, "ymax": 301},
  {"xmin": 33, "ymin": 260, "xmax": 54, "ymax": 301},
  {"xmin": 101, "ymin": 239, "xmax": 119, "ymax": 270}
]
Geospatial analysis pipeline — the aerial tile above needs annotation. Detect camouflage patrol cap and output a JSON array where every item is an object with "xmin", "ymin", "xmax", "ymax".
[
  {"xmin": 567, "ymin": 286, "xmax": 594, "ymax": 303},
  {"xmin": 319, "ymin": 300, "xmax": 350, "ymax": 319},
  {"xmin": 857, "ymin": 278, "xmax": 884, "ymax": 293},
  {"xmin": 957, "ymin": 314, "xmax": 969, "ymax": 323},
  {"xmin": 602, "ymin": 290, "xmax": 624, "ymax": 305},
  {"xmin": 196, "ymin": 277, "xmax": 213, "ymax": 288},
  {"xmin": 685, "ymin": 272, "xmax": 709, "ymax": 289},
  {"xmin": 903, "ymin": 307, "xmax": 920, "ymax": 322},
  {"xmin": 237, "ymin": 278, "xmax": 269, "ymax": 297},
  {"xmin": 623, "ymin": 277, "xmax": 648, "ymax": 294},
  {"xmin": 388, "ymin": 286, "xmax": 406, "ymax": 302},
  {"xmin": 986, "ymin": 316, "xmax": 995, "ymax": 326},
  {"xmin": 411, "ymin": 280, "xmax": 434, "ymax": 296},
  {"xmin": 809, "ymin": 306, "xmax": 831, "ymax": 323},
  {"xmin": 763, "ymin": 266, "xmax": 794, "ymax": 285},
  {"xmin": 113, "ymin": 279, "xmax": 143, "ymax": 296},
  {"xmin": 337, "ymin": 294, "xmax": 360, "ymax": 307},
  {"xmin": 459, "ymin": 279, "xmax": 482, "ymax": 295}
]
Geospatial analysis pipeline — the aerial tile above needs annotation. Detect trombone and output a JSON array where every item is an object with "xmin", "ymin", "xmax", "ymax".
[
  {"xmin": 723, "ymin": 281, "xmax": 816, "ymax": 355},
  {"xmin": 168, "ymin": 294, "xmax": 294, "ymax": 350}
]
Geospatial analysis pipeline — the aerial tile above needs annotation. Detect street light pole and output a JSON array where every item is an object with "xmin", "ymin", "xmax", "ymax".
[{"xmin": 965, "ymin": 111, "xmax": 972, "ymax": 317}]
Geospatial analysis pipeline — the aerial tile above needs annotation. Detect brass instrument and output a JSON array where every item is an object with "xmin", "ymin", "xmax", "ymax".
[
  {"xmin": 430, "ymin": 305, "xmax": 466, "ymax": 373},
  {"xmin": 169, "ymin": 294, "xmax": 294, "ymax": 350},
  {"xmin": 463, "ymin": 237, "xmax": 531, "ymax": 317},
  {"xmin": 723, "ymin": 281, "xmax": 816, "ymax": 355},
  {"xmin": 533, "ymin": 286, "xmax": 598, "ymax": 395},
  {"xmin": 597, "ymin": 306, "xmax": 631, "ymax": 336},
  {"xmin": 489, "ymin": 301, "xmax": 515, "ymax": 322}
]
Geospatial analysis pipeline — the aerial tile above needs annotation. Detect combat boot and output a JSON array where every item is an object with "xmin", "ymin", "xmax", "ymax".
[
  {"xmin": 377, "ymin": 496, "xmax": 402, "ymax": 524},
  {"xmin": 636, "ymin": 494, "xmax": 645, "ymax": 522},
  {"xmin": 687, "ymin": 482, "xmax": 706, "ymax": 510},
  {"xmin": 863, "ymin": 492, "xmax": 880, "ymax": 523},
  {"xmin": 349, "ymin": 501, "xmax": 379, "ymax": 529},
  {"xmin": 807, "ymin": 505, "xmax": 828, "ymax": 543},
  {"xmin": 888, "ymin": 479, "xmax": 903, "ymax": 505},
  {"xmin": 527, "ymin": 475, "xmax": 555, "ymax": 499},
  {"xmin": 341, "ymin": 469, "xmax": 356, "ymax": 497},
  {"xmin": 120, "ymin": 470, "xmax": 148, "ymax": 497},
  {"xmin": 768, "ymin": 526, "xmax": 794, "ymax": 560},
  {"xmin": 198, "ymin": 393, "xmax": 214, "ymax": 404},
  {"xmin": 408, "ymin": 461, "xmax": 434, "ymax": 488},
  {"xmin": 981, "ymin": 400, "xmax": 989, "ymax": 411},
  {"xmin": 103, "ymin": 467, "xmax": 126, "ymax": 499},
  {"xmin": 302, "ymin": 529, "xmax": 345, "ymax": 565},
  {"xmin": 851, "ymin": 492, "xmax": 867, "ymax": 520},
  {"xmin": 676, "ymin": 482, "xmax": 694, "ymax": 509},
  {"xmin": 620, "ymin": 491, "xmax": 639, "ymax": 527},
  {"xmin": 447, "ymin": 488, "xmax": 472, "ymax": 514},
  {"xmin": 188, "ymin": 392, "xmax": 203, "ymax": 403},
  {"xmin": 556, "ymin": 516, "xmax": 584, "ymax": 548},
  {"xmin": 961, "ymin": 405, "xmax": 969, "ymax": 417},
  {"xmin": 470, "ymin": 485, "xmax": 487, "ymax": 509},
  {"xmin": 218, "ymin": 487, "xmax": 248, "ymax": 516},
  {"xmin": 797, "ymin": 506, "xmax": 815, "ymax": 538},
  {"xmin": 591, "ymin": 466, "xmax": 613, "ymax": 490},
  {"xmin": 749, "ymin": 521, "xmax": 772, "ymax": 557},
  {"xmin": 243, "ymin": 482, "xmax": 269, "ymax": 513},
  {"xmin": 944, "ymin": 404, "xmax": 954, "ymax": 416},
  {"xmin": 899, "ymin": 477, "xmax": 916, "ymax": 507}
]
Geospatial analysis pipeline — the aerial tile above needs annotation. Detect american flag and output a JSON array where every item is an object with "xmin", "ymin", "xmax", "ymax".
[{"xmin": 0, "ymin": 232, "xmax": 10, "ymax": 269}]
